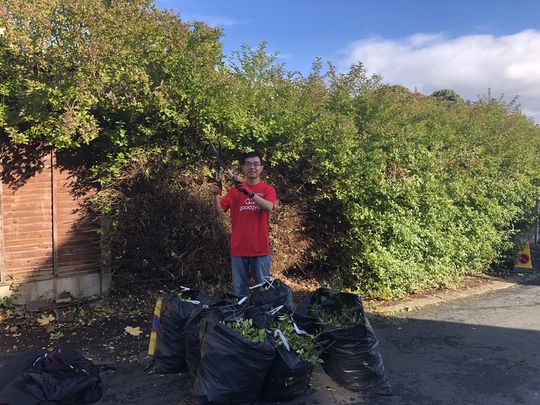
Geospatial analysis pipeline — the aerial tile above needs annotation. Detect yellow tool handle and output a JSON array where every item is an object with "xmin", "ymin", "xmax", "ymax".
[{"xmin": 147, "ymin": 297, "xmax": 162, "ymax": 356}]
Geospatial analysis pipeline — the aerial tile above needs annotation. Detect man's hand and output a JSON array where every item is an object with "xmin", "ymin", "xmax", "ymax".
[
  {"xmin": 212, "ymin": 183, "xmax": 222, "ymax": 196},
  {"xmin": 236, "ymin": 183, "xmax": 255, "ymax": 197}
]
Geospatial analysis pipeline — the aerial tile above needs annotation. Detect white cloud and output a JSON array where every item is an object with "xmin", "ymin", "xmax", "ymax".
[{"xmin": 340, "ymin": 29, "xmax": 540, "ymax": 123}]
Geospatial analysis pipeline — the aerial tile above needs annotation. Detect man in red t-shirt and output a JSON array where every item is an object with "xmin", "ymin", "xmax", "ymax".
[{"xmin": 212, "ymin": 150, "xmax": 276, "ymax": 298}]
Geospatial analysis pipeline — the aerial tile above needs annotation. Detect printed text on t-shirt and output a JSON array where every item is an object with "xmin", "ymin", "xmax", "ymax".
[{"xmin": 239, "ymin": 193, "xmax": 264, "ymax": 212}]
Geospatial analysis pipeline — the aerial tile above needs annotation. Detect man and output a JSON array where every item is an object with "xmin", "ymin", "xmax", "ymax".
[{"xmin": 212, "ymin": 150, "xmax": 276, "ymax": 298}]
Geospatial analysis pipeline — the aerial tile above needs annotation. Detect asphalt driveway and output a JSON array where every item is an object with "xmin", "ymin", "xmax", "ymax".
[{"xmin": 368, "ymin": 273, "xmax": 540, "ymax": 405}]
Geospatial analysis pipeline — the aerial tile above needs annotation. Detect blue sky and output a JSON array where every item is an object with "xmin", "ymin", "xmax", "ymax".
[{"xmin": 155, "ymin": 0, "xmax": 540, "ymax": 122}]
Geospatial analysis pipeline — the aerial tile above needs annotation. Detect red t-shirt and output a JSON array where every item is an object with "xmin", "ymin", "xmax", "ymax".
[{"xmin": 220, "ymin": 181, "xmax": 277, "ymax": 256}]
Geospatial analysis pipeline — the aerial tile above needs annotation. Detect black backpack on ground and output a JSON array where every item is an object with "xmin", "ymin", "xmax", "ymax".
[
  {"xmin": 0, "ymin": 347, "xmax": 102, "ymax": 405},
  {"xmin": 0, "ymin": 348, "xmax": 42, "ymax": 405}
]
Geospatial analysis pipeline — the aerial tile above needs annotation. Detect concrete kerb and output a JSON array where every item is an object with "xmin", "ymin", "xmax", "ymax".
[{"xmin": 365, "ymin": 274, "xmax": 522, "ymax": 317}]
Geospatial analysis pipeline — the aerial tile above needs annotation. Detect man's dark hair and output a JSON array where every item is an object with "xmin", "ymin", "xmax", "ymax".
[{"xmin": 240, "ymin": 150, "xmax": 263, "ymax": 165}]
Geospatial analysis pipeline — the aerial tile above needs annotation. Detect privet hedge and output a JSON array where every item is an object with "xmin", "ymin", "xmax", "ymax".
[{"xmin": 2, "ymin": 0, "xmax": 540, "ymax": 298}]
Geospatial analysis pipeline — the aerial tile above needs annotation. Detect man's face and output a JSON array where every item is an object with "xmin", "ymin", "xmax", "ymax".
[{"xmin": 242, "ymin": 156, "xmax": 263, "ymax": 179}]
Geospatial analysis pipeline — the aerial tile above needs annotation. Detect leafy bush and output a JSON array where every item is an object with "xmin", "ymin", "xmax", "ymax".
[{"xmin": 3, "ymin": 0, "xmax": 540, "ymax": 300}]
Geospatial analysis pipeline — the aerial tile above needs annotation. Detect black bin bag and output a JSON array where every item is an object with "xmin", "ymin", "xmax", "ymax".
[
  {"xmin": 259, "ymin": 312, "xmax": 321, "ymax": 402},
  {"xmin": 154, "ymin": 288, "xmax": 208, "ymax": 373},
  {"xmin": 245, "ymin": 303, "xmax": 282, "ymax": 329},
  {"xmin": 260, "ymin": 345, "xmax": 315, "ymax": 402},
  {"xmin": 249, "ymin": 279, "xmax": 294, "ymax": 314},
  {"xmin": 294, "ymin": 288, "xmax": 392, "ymax": 395},
  {"xmin": 184, "ymin": 293, "xmax": 244, "ymax": 376},
  {"xmin": 181, "ymin": 312, "xmax": 275, "ymax": 405}
]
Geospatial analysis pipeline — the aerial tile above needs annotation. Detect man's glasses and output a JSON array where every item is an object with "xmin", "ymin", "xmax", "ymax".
[{"xmin": 243, "ymin": 163, "xmax": 262, "ymax": 168}]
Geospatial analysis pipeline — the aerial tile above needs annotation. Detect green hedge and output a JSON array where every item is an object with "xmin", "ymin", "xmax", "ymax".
[{"xmin": 3, "ymin": 0, "xmax": 540, "ymax": 298}]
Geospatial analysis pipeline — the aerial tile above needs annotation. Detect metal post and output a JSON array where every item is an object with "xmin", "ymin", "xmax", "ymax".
[
  {"xmin": 536, "ymin": 197, "xmax": 540, "ymax": 246},
  {"xmin": 51, "ymin": 148, "xmax": 58, "ymax": 276},
  {"xmin": 0, "ymin": 167, "xmax": 4, "ymax": 284}
]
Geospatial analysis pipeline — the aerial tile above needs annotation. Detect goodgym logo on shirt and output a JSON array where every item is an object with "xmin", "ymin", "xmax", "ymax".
[{"xmin": 239, "ymin": 193, "xmax": 264, "ymax": 212}]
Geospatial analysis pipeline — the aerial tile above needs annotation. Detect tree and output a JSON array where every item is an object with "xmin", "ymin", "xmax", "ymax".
[
  {"xmin": 1, "ymin": 0, "xmax": 223, "ymax": 180},
  {"xmin": 431, "ymin": 88, "xmax": 463, "ymax": 103}
]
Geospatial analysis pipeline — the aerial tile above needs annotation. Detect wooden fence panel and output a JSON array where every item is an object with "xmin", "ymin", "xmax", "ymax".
[
  {"xmin": 1, "ymin": 151, "xmax": 54, "ymax": 280},
  {"xmin": 1, "ymin": 146, "xmax": 100, "ymax": 282},
  {"xmin": 54, "ymin": 163, "xmax": 100, "ymax": 275}
]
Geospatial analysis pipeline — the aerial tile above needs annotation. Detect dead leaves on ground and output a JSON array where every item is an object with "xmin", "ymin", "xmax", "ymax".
[
  {"xmin": 37, "ymin": 314, "xmax": 56, "ymax": 326},
  {"xmin": 1, "ymin": 297, "xmax": 151, "ymax": 361},
  {"xmin": 124, "ymin": 326, "xmax": 143, "ymax": 336}
]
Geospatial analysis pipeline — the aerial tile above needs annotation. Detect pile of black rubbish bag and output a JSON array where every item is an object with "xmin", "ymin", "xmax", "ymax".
[
  {"xmin": 153, "ymin": 279, "xmax": 392, "ymax": 405},
  {"xmin": 0, "ymin": 279, "xmax": 391, "ymax": 405}
]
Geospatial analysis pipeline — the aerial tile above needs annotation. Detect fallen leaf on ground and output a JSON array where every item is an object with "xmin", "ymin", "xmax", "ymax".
[
  {"xmin": 37, "ymin": 314, "xmax": 55, "ymax": 326},
  {"xmin": 124, "ymin": 326, "xmax": 142, "ymax": 336},
  {"xmin": 46, "ymin": 324, "xmax": 58, "ymax": 333}
]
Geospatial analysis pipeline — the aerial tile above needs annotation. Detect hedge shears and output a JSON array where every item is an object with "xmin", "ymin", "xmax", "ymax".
[{"xmin": 209, "ymin": 141, "xmax": 241, "ymax": 187}]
